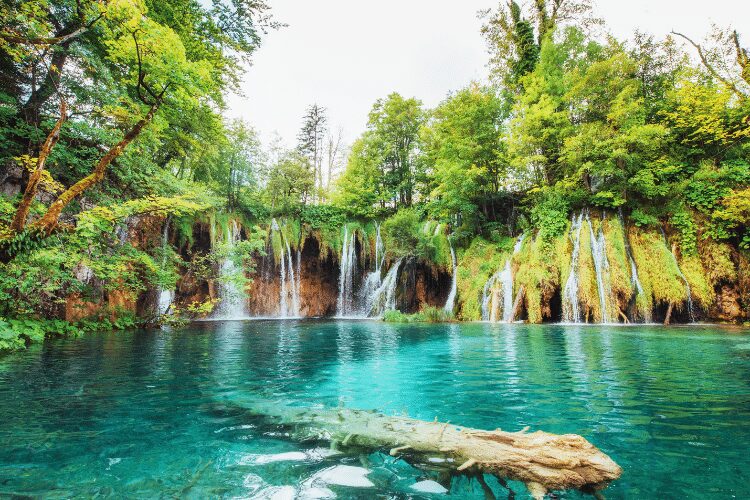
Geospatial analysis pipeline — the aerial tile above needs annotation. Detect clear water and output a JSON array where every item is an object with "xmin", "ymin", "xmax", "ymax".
[{"xmin": 1, "ymin": 321, "xmax": 749, "ymax": 498}]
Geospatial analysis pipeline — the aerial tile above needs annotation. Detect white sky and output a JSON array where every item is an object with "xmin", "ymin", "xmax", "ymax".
[{"xmin": 225, "ymin": 0, "xmax": 749, "ymax": 148}]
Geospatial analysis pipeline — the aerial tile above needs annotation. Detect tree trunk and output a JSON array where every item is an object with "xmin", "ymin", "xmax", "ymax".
[
  {"xmin": 239, "ymin": 399, "xmax": 622, "ymax": 499},
  {"xmin": 31, "ymin": 102, "xmax": 160, "ymax": 235},
  {"xmin": 10, "ymin": 101, "xmax": 67, "ymax": 233},
  {"xmin": 664, "ymin": 302, "xmax": 674, "ymax": 325}
]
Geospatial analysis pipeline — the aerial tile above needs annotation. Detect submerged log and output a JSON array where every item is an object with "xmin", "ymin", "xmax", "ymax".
[{"xmin": 242, "ymin": 400, "xmax": 622, "ymax": 498}]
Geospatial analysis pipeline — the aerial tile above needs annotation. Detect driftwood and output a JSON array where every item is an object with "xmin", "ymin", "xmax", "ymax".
[{"xmin": 242, "ymin": 399, "xmax": 622, "ymax": 499}]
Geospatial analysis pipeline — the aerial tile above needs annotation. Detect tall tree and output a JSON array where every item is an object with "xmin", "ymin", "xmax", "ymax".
[{"xmin": 297, "ymin": 104, "xmax": 327, "ymax": 203}]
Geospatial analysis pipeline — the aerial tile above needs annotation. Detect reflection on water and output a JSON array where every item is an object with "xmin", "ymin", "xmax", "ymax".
[{"xmin": 1, "ymin": 321, "xmax": 749, "ymax": 498}]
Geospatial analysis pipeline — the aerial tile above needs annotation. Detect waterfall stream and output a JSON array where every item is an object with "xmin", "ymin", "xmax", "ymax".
[
  {"xmin": 481, "ymin": 234, "xmax": 526, "ymax": 322},
  {"xmin": 369, "ymin": 259, "xmax": 402, "ymax": 317},
  {"xmin": 336, "ymin": 227, "xmax": 358, "ymax": 317},
  {"xmin": 587, "ymin": 213, "xmax": 613, "ymax": 324},
  {"xmin": 562, "ymin": 212, "xmax": 585, "ymax": 323},
  {"xmin": 660, "ymin": 227, "xmax": 695, "ymax": 322},
  {"xmin": 273, "ymin": 219, "xmax": 301, "ymax": 318},
  {"xmin": 214, "ymin": 220, "xmax": 249, "ymax": 319},
  {"xmin": 157, "ymin": 220, "xmax": 174, "ymax": 315},
  {"xmin": 443, "ymin": 240, "xmax": 457, "ymax": 314}
]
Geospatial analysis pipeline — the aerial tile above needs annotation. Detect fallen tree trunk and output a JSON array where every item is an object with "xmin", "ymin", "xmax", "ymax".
[{"xmin": 240, "ymin": 399, "xmax": 622, "ymax": 498}]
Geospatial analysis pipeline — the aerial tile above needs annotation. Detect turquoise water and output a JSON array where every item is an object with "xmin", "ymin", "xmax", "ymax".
[{"xmin": 1, "ymin": 321, "xmax": 749, "ymax": 498}]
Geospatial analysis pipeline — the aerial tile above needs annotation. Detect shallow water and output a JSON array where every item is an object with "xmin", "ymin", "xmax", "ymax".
[{"xmin": 1, "ymin": 321, "xmax": 749, "ymax": 498}]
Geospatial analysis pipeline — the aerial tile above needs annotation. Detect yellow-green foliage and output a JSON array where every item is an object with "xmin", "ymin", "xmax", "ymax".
[
  {"xmin": 514, "ymin": 234, "xmax": 564, "ymax": 324},
  {"xmin": 699, "ymin": 239, "xmax": 737, "ymax": 286},
  {"xmin": 680, "ymin": 254, "xmax": 713, "ymax": 308},
  {"xmin": 456, "ymin": 236, "xmax": 511, "ymax": 320},
  {"xmin": 629, "ymin": 228, "xmax": 687, "ymax": 309},
  {"xmin": 602, "ymin": 217, "xmax": 633, "ymax": 302},
  {"xmin": 427, "ymin": 223, "xmax": 453, "ymax": 270}
]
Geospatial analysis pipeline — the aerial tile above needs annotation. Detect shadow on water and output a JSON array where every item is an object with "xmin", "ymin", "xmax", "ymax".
[{"xmin": 1, "ymin": 320, "xmax": 749, "ymax": 498}]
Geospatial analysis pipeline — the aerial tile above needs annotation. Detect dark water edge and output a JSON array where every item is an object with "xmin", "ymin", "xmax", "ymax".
[{"xmin": 1, "ymin": 320, "xmax": 749, "ymax": 499}]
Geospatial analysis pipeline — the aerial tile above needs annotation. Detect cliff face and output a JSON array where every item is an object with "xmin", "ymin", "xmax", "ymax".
[
  {"xmin": 247, "ymin": 235, "xmax": 339, "ymax": 317},
  {"xmin": 149, "ymin": 215, "xmax": 749, "ymax": 325}
]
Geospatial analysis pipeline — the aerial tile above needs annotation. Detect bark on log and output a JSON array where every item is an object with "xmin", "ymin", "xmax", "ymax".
[{"xmin": 241, "ymin": 400, "xmax": 622, "ymax": 499}]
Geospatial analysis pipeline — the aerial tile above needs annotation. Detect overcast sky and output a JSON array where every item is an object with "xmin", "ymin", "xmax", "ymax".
[{"xmin": 225, "ymin": 0, "xmax": 749, "ymax": 148}]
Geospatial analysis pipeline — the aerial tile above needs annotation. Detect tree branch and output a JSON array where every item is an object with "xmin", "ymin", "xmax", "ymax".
[
  {"xmin": 11, "ymin": 100, "xmax": 68, "ymax": 234},
  {"xmin": 671, "ymin": 30, "xmax": 746, "ymax": 99}
]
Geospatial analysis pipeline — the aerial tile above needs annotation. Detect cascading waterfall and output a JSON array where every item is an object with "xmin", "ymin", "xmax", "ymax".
[
  {"xmin": 562, "ymin": 212, "xmax": 585, "ymax": 323},
  {"xmin": 358, "ymin": 224, "xmax": 385, "ymax": 316},
  {"xmin": 660, "ymin": 227, "xmax": 695, "ymax": 322},
  {"xmin": 336, "ymin": 226, "xmax": 358, "ymax": 317},
  {"xmin": 272, "ymin": 219, "xmax": 301, "ymax": 318},
  {"xmin": 157, "ymin": 221, "xmax": 174, "ymax": 315},
  {"xmin": 587, "ymin": 213, "xmax": 613, "ymax": 324},
  {"xmin": 443, "ymin": 239, "xmax": 458, "ymax": 314},
  {"xmin": 214, "ymin": 220, "xmax": 249, "ymax": 319},
  {"xmin": 481, "ymin": 234, "xmax": 526, "ymax": 322},
  {"xmin": 368, "ymin": 259, "xmax": 403, "ymax": 317}
]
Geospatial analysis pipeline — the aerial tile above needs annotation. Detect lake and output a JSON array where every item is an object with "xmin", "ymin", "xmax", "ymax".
[{"xmin": 1, "ymin": 321, "xmax": 748, "ymax": 498}]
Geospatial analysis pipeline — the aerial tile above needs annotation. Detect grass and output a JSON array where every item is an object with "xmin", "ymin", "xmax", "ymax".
[{"xmin": 383, "ymin": 306, "xmax": 454, "ymax": 323}]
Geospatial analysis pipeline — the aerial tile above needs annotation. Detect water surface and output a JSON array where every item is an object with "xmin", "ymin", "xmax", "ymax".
[{"xmin": 1, "ymin": 321, "xmax": 749, "ymax": 498}]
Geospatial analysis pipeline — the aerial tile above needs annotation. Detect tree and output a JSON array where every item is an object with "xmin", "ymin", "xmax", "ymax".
[
  {"xmin": 297, "ymin": 104, "xmax": 327, "ymax": 202},
  {"xmin": 480, "ymin": 0, "xmax": 599, "ymax": 90},
  {"xmin": 423, "ymin": 84, "xmax": 509, "ymax": 228},
  {"xmin": 266, "ymin": 151, "xmax": 315, "ymax": 214}
]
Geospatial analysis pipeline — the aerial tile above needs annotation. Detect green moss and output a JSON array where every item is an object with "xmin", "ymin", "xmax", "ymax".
[
  {"xmin": 456, "ymin": 236, "xmax": 512, "ymax": 320},
  {"xmin": 700, "ymin": 239, "xmax": 737, "ymax": 286},
  {"xmin": 680, "ymin": 254, "xmax": 714, "ymax": 308},
  {"xmin": 629, "ymin": 228, "xmax": 687, "ymax": 309},
  {"xmin": 514, "ymin": 234, "xmax": 563, "ymax": 323},
  {"xmin": 382, "ymin": 306, "xmax": 454, "ymax": 323},
  {"xmin": 603, "ymin": 217, "xmax": 633, "ymax": 303}
]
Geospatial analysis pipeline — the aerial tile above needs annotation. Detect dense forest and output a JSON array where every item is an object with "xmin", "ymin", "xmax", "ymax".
[{"xmin": 1, "ymin": 0, "xmax": 749, "ymax": 351}]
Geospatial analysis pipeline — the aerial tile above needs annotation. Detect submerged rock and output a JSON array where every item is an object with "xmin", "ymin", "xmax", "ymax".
[
  {"xmin": 410, "ymin": 480, "xmax": 448, "ymax": 494},
  {"xmin": 305, "ymin": 465, "xmax": 374, "ymax": 488}
]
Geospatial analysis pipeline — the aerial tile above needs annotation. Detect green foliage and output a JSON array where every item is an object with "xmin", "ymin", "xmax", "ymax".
[
  {"xmin": 456, "ymin": 236, "xmax": 512, "ymax": 320},
  {"xmin": 382, "ymin": 306, "xmax": 454, "ymax": 323}
]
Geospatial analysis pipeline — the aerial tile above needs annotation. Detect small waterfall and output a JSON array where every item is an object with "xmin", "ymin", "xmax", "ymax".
[
  {"xmin": 443, "ymin": 239, "xmax": 457, "ymax": 314},
  {"xmin": 273, "ymin": 219, "xmax": 301, "ymax": 318},
  {"xmin": 214, "ymin": 220, "xmax": 249, "ymax": 319},
  {"xmin": 587, "ymin": 213, "xmax": 613, "ymax": 323},
  {"xmin": 369, "ymin": 259, "xmax": 403, "ymax": 317},
  {"xmin": 562, "ymin": 212, "xmax": 584, "ymax": 323},
  {"xmin": 375, "ymin": 223, "xmax": 385, "ymax": 273},
  {"xmin": 157, "ymin": 220, "xmax": 174, "ymax": 315},
  {"xmin": 660, "ymin": 228, "xmax": 695, "ymax": 322},
  {"xmin": 336, "ymin": 227, "xmax": 358, "ymax": 316},
  {"xmin": 481, "ymin": 234, "xmax": 526, "ymax": 322}
]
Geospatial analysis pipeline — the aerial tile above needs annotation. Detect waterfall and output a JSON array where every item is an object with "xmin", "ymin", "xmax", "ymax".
[
  {"xmin": 375, "ymin": 223, "xmax": 384, "ymax": 273},
  {"xmin": 273, "ymin": 219, "xmax": 301, "ymax": 318},
  {"xmin": 587, "ymin": 213, "xmax": 613, "ymax": 323},
  {"xmin": 369, "ymin": 259, "xmax": 402, "ymax": 317},
  {"xmin": 443, "ymin": 240, "xmax": 457, "ymax": 314},
  {"xmin": 481, "ymin": 234, "xmax": 526, "ymax": 322},
  {"xmin": 157, "ymin": 220, "xmax": 174, "ymax": 315},
  {"xmin": 562, "ymin": 212, "xmax": 584, "ymax": 323},
  {"xmin": 660, "ymin": 228, "xmax": 695, "ymax": 322},
  {"xmin": 336, "ymin": 227, "xmax": 358, "ymax": 316},
  {"xmin": 214, "ymin": 220, "xmax": 249, "ymax": 319}
]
